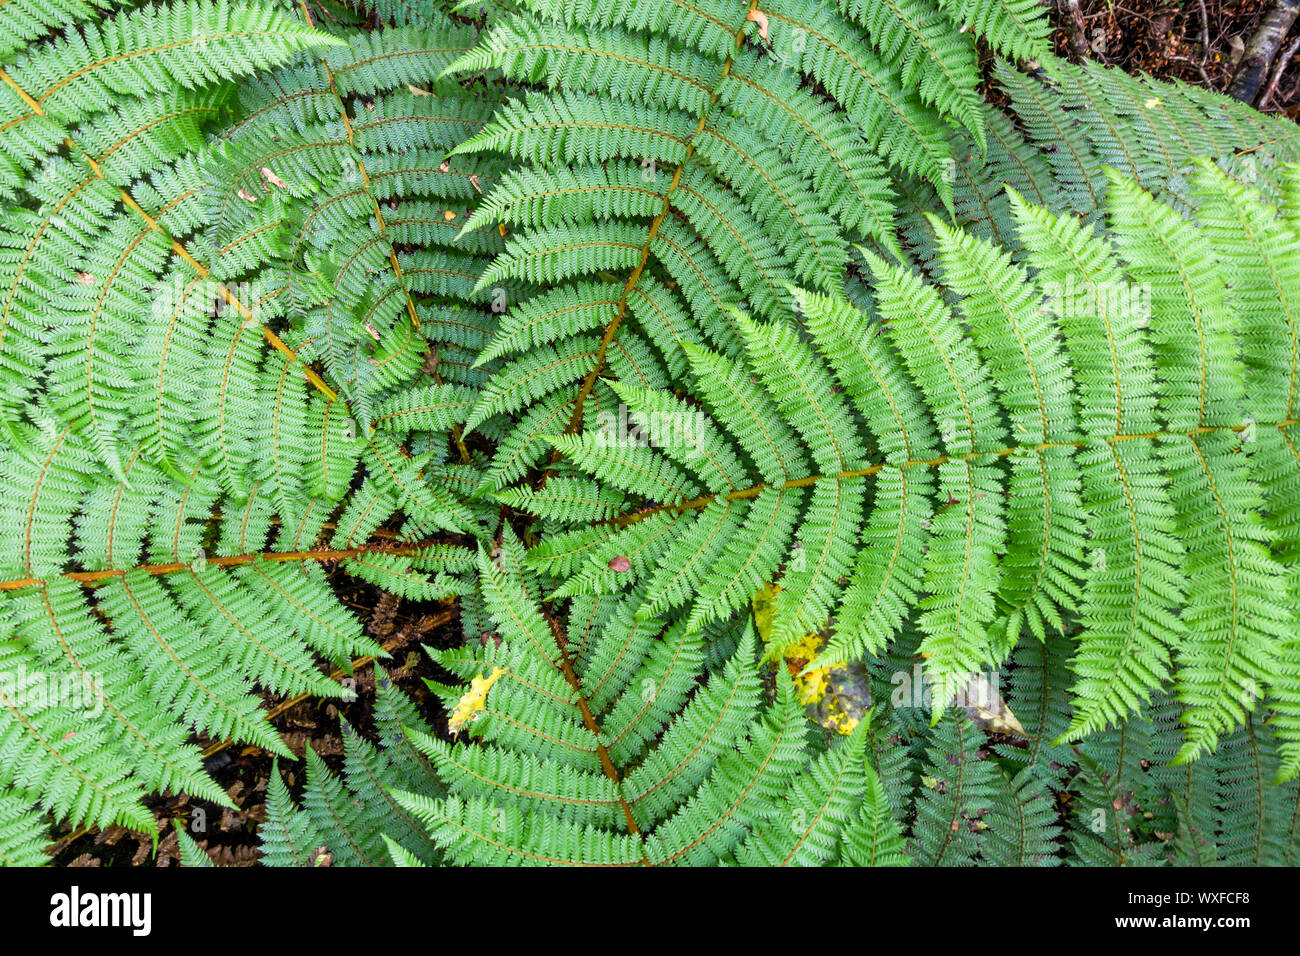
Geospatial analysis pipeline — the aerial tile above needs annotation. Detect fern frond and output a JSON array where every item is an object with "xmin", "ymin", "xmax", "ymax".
[{"xmin": 519, "ymin": 169, "xmax": 1300, "ymax": 765}]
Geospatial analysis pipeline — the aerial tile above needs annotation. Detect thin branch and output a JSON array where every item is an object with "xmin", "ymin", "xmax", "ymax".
[{"xmin": 1263, "ymin": 33, "xmax": 1300, "ymax": 107}]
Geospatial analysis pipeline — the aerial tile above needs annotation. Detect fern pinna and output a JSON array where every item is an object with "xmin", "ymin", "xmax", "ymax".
[{"xmin": 263, "ymin": 567, "xmax": 1300, "ymax": 868}]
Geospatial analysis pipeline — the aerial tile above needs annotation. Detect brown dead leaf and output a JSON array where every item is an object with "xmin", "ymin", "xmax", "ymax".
[
  {"xmin": 94, "ymin": 825, "xmax": 130, "ymax": 847},
  {"xmin": 154, "ymin": 828, "xmax": 180, "ymax": 867},
  {"xmin": 1227, "ymin": 34, "xmax": 1245, "ymax": 65},
  {"xmin": 955, "ymin": 672, "xmax": 1026, "ymax": 737},
  {"xmin": 208, "ymin": 844, "xmax": 259, "ymax": 867},
  {"xmin": 369, "ymin": 590, "xmax": 400, "ymax": 638},
  {"xmin": 130, "ymin": 839, "xmax": 151, "ymax": 866},
  {"xmin": 260, "ymin": 167, "xmax": 288, "ymax": 189}
]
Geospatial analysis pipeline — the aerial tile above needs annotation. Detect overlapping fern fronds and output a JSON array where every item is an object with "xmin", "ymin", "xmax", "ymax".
[
  {"xmin": 516, "ymin": 164, "xmax": 1300, "ymax": 776},
  {"xmin": 442, "ymin": 0, "xmax": 1052, "ymax": 492},
  {"xmin": 257, "ymin": 554, "xmax": 1300, "ymax": 867},
  {"xmin": 3, "ymin": 0, "xmax": 1300, "ymax": 870},
  {"xmin": 264, "ymin": 536, "xmax": 908, "ymax": 867},
  {"xmin": 254, "ymin": 156, "xmax": 1300, "ymax": 870},
  {"xmin": 876, "ymin": 58, "xmax": 1300, "ymax": 271},
  {"xmin": 0, "ymin": 0, "xmax": 498, "ymax": 850}
]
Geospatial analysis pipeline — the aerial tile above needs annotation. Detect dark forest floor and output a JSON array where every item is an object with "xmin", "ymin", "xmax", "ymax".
[
  {"xmin": 47, "ymin": 0, "xmax": 1300, "ymax": 866},
  {"xmin": 1054, "ymin": 0, "xmax": 1300, "ymax": 117}
]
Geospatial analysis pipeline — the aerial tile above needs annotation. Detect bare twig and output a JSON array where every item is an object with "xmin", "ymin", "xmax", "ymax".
[
  {"xmin": 1168, "ymin": 53, "xmax": 1214, "ymax": 87},
  {"xmin": 1262, "ymin": 33, "xmax": 1300, "ymax": 107}
]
